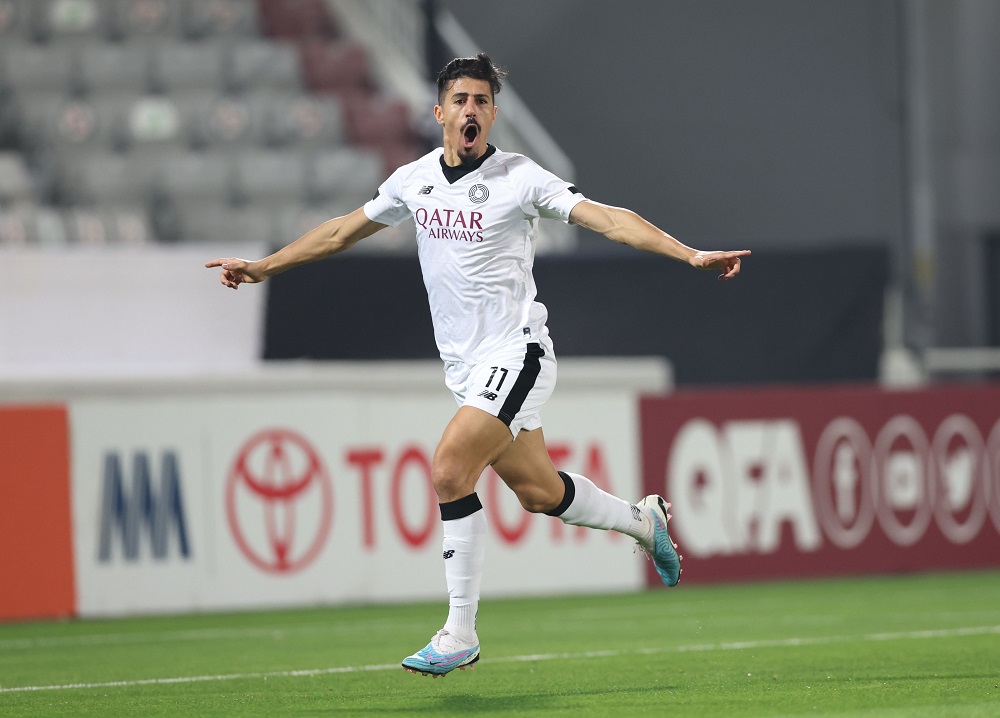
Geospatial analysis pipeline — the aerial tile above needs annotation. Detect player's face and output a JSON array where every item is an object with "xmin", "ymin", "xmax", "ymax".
[{"xmin": 434, "ymin": 77, "xmax": 497, "ymax": 166}]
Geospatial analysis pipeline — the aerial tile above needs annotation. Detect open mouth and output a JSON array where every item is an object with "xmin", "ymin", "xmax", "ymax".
[{"xmin": 462, "ymin": 122, "xmax": 479, "ymax": 149}]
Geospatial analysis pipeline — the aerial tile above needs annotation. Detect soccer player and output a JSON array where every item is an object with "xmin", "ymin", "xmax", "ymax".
[{"xmin": 206, "ymin": 53, "xmax": 749, "ymax": 678}]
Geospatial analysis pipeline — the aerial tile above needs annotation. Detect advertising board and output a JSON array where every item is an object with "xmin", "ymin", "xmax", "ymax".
[
  {"xmin": 70, "ymin": 379, "xmax": 644, "ymax": 616},
  {"xmin": 640, "ymin": 385, "xmax": 1000, "ymax": 583}
]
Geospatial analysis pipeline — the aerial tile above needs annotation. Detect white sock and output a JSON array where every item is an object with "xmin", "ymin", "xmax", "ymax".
[
  {"xmin": 550, "ymin": 471, "xmax": 648, "ymax": 540},
  {"xmin": 440, "ymin": 493, "xmax": 486, "ymax": 643}
]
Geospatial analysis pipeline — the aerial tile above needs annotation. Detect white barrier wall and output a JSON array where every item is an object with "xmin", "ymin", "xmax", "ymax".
[
  {"xmin": 47, "ymin": 360, "xmax": 667, "ymax": 616},
  {"xmin": 0, "ymin": 245, "xmax": 265, "ymax": 378}
]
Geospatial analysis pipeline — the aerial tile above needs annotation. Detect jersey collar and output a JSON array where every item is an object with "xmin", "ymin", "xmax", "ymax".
[{"xmin": 439, "ymin": 144, "xmax": 497, "ymax": 184}]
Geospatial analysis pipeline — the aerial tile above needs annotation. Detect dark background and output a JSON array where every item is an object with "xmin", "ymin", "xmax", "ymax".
[
  {"xmin": 436, "ymin": 0, "xmax": 904, "ymax": 251},
  {"xmin": 265, "ymin": 0, "xmax": 1000, "ymax": 383},
  {"xmin": 264, "ymin": 246, "xmax": 888, "ymax": 386}
]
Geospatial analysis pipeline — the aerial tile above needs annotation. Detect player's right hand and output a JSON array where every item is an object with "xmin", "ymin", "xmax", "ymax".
[{"xmin": 204, "ymin": 257, "xmax": 265, "ymax": 290}]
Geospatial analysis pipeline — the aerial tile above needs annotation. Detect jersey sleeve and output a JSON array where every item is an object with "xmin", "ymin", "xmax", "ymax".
[
  {"xmin": 510, "ymin": 156, "xmax": 587, "ymax": 224},
  {"xmin": 363, "ymin": 167, "xmax": 411, "ymax": 227}
]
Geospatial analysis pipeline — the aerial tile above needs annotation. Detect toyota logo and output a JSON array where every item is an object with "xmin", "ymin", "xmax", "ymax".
[{"xmin": 225, "ymin": 428, "xmax": 333, "ymax": 574}]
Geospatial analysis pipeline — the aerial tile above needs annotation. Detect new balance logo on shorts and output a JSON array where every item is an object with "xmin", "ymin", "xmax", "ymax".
[
  {"xmin": 443, "ymin": 550, "xmax": 455, "ymax": 559},
  {"xmin": 477, "ymin": 390, "xmax": 498, "ymax": 401}
]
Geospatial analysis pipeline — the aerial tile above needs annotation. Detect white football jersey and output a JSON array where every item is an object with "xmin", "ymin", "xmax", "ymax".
[{"xmin": 364, "ymin": 145, "xmax": 586, "ymax": 364}]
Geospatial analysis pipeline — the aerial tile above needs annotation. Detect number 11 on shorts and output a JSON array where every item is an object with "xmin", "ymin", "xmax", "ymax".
[{"xmin": 486, "ymin": 367, "xmax": 508, "ymax": 390}]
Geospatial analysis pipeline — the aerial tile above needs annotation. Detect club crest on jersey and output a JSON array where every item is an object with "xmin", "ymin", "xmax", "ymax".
[{"xmin": 469, "ymin": 184, "xmax": 489, "ymax": 204}]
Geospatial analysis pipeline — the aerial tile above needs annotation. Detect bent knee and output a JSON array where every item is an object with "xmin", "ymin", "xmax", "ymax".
[
  {"xmin": 431, "ymin": 471, "xmax": 474, "ymax": 501},
  {"xmin": 430, "ymin": 456, "xmax": 480, "ymax": 502}
]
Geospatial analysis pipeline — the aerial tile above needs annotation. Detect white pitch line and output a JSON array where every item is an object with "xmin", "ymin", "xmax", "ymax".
[
  {"xmin": 0, "ymin": 619, "xmax": 434, "ymax": 651},
  {"xmin": 0, "ymin": 623, "xmax": 377, "ymax": 651},
  {"xmin": 2, "ymin": 625, "xmax": 998, "ymax": 695}
]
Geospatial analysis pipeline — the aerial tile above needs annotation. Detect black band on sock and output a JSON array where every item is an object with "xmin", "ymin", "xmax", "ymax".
[
  {"xmin": 439, "ymin": 492, "xmax": 483, "ymax": 521},
  {"xmin": 545, "ymin": 471, "xmax": 576, "ymax": 517}
]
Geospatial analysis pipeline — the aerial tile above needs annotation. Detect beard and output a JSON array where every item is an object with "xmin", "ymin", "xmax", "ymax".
[{"xmin": 458, "ymin": 146, "xmax": 480, "ymax": 166}]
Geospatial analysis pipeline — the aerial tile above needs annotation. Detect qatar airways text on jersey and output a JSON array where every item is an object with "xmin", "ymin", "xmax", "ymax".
[{"xmin": 414, "ymin": 207, "xmax": 485, "ymax": 243}]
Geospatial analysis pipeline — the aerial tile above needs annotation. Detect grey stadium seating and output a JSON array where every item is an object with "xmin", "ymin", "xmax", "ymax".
[
  {"xmin": 77, "ymin": 41, "xmax": 153, "ymax": 94},
  {"xmin": 150, "ymin": 41, "xmax": 227, "ymax": 93},
  {"xmin": 0, "ymin": 0, "xmax": 422, "ymax": 247},
  {"xmin": 0, "ymin": 41, "xmax": 77, "ymax": 94},
  {"xmin": 165, "ymin": 201, "xmax": 276, "ymax": 245},
  {"xmin": 226, "ymin": 40, "xmax": 303, "ymax": 93},
  {"xmin": 0, "ymin": 205, "xmax": 154, "ymax": 246},
  {"xmin": 0, "ymin": 151, "xmax": 33, "ymax": 205}
]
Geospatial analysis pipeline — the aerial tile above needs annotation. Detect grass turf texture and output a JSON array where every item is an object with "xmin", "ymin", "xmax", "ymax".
[{"xmin": 1, "ymin": 571, "xmax": 998, "ymax": 717}]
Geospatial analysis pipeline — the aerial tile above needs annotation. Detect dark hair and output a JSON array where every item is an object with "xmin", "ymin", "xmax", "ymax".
[{"xmin": 436, "ymin": 53, "xmax": 507, "ymax": 103}]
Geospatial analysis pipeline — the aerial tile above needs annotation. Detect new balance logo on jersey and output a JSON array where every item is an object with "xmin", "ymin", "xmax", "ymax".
[
  {"xmin": 477, "ymin": 390, "xmax": 498, "ymax": 401},
  {"xmin": 419, "ymin": 185, "xmax": 434, "ymax": 195},
  {"xmin": 443, "ymin": 550, "xmax": 455, "ymax": 559}
]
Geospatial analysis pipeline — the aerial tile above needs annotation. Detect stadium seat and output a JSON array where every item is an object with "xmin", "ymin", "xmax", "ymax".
[
  {"xmin": 272, "ymin": 201, "xmax": 359, "ymax": 242},
  {"xmin": 297, "ymin": 39, "xmax": 373, "ymax": 98},
  {"xmin": 377, "ymin": 141, "xmax": 423, "ymax": 176},
  {"xmin": 232, "ymin": 149, "xmax": 309, "ymax": 206},
  {"xmin": 310, "ymin": 147, "xmax": 382, "ymax": 206},
  {"xmin": 339, "ymin": 93, "xmax": 421, "ymax": 173},
  {"xmin": 0, "ymin": 207, "xmax": 35, "ymax": 246},
  {"xmin": 0, "ymin": 151, "xmax": 35, "ymax": 205},
  {"xmin": 226, "ymin": 40, "xmax": 303, "ymax": 93},
  {"xmin": 106, "ymin": 0, "xmax": 184, "ymax": 40},
  {"xmin": 28, "ymin": 0, "xmax": 114, "ymax": 44},
  {"xmin": 167, "ymin": 200, "xmax": 276, "ymax": 244},
  {"xmin": 150, "ymin": 41, "xmax": 227, "ymax": 93},
  {"xmin": 184, "ymin": 0, "xmax": 258, "ymax": 40},
  {"xmin": 106, "ymin": 204, "xmax": 156, "ymax": 244},
  {"xmin": 0, "ymin": 206, "xmax": 70, "ymax": 246},
  {"xmin": 0, "ymin": 41, "xmax": 77, "ymax": 94},
  {"xmin": 154, "ymin": 149, "xmax": 235, "ymax": 204},
  {"xmin": 63, "ymin": 205, "xmax": 155, "ymax": 245},
  {"xmin": 0, "ymin": 0, "xmax": 33, "ymax": 41},
  {"xmin": 0, "ymin": 204, "xmax": 154, "ymax": 246},
  {"xmin": 14, "ymin": 92, "xmax": 123, "ymax": 153},
  {"xmin": 117, "ymin": 94, "xmax": 189, "ymax": 152},
  {"xmin": 258, "ymin": 0, "xmax": 336, "ymax": 39},
  {"xmin": 175, "ymin": 91, "xmax": 266, "ymax": 151},
  {"xmin": 266, "ymin": 93, "xmax": 346, "ymax": 149},
  {"xmin": 342, "ymin": 94, "xmax": 415, "ymax": 146},
  {"xmin": 55, "ymin": 151, "xmax": 157, "ymax": 205},
  {"xmin": 77, "ymin": 41, "xmax": 154, "ymax": 94}
]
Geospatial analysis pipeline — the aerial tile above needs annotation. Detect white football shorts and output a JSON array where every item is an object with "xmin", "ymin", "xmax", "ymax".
[{"xmin": 444, "ymin": 338, "xmax": 557, "ymax": 439}]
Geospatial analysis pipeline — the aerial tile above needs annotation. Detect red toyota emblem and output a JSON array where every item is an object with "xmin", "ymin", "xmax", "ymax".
[{"xmin": 225, "ymin": 428, "xmax": 333, "ymax": 574}]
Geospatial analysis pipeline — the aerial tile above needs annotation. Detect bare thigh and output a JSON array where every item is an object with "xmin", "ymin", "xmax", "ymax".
[{"xmin": 432, "ymin": 405, "xmax": 514, "ymax": 502}]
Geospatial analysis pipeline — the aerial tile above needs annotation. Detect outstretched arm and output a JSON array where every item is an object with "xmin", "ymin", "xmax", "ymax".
[
  {"xmin": 569, "ymin": 200, "xmax": 750, "ymax": 279},
  {"xmin": 205, "ymin": 207, "xmax": 386, "ymax": 289}
]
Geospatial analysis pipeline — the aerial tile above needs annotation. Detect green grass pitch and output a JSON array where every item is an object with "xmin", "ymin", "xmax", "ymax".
[{"xmin": 1, "ymin": 571, "xmax": 999, "ymax": 717}]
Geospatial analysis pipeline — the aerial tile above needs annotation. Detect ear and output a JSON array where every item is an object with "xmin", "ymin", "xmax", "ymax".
[{"xmin": 434, "ymin": 105, "xmax": 444, "ymax": 125}]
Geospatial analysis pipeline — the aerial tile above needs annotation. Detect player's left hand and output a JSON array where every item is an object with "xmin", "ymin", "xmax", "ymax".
[{"xmin": 692, "ymin": 249, "xmax": 751, "ymax": 280}]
